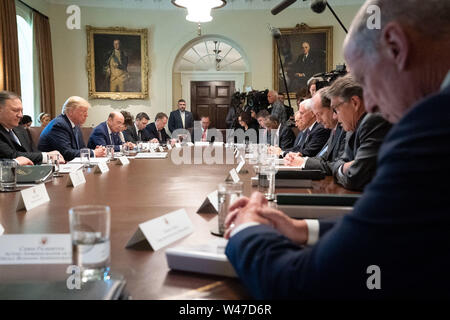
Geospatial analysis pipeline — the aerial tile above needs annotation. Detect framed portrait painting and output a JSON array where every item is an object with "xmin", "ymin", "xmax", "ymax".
[
  {"xmin": 86, "ymin": 26, "xmax": 149, "ymax": 100},
  {"xmin": 273, "ymin": 23, "xmax": 333, "ymax": 99}
]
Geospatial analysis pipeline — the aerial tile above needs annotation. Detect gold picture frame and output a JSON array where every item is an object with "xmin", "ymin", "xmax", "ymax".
[
  {"xmin": 273, "ymin": 23, "xmax": 333, "ymax": 99},
  {"xmin": 86, "ymin": 26, "xmax": 149, "ymax": 100}
]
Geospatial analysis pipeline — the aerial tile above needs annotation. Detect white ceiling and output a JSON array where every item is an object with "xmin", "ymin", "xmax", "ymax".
[{"xmin": 46, "ymin": 0, "xmax": 366, "ymax": 10}]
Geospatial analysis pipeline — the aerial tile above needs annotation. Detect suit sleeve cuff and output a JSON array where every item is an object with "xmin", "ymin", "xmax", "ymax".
[
  {"xmin": 304, "ymin": 219, "xmax": 320, "ymax": 246},
  {"xmin": 230, "ymin": 222, "xmax": 261, "ymax": 238},
  {"xmin": 300, "ymin": 157, "xmax": 308, "ymax": 169}
]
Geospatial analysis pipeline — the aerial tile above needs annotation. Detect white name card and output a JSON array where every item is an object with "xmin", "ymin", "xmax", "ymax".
[
  {"xmin": 196, "ymin": 190, "xmax": 219, "ymax": 214},
  {"xmin": 187, "ymin": 142, "xmax": 194, "ymax": 147},
  {"xmin": 213, "ymin": 142, "xmax": 224, "ymax": 147},
  {"xmin": 0, "ymin": 224, "xmax": 4, "ymax": 236},
  {"xmin": 16, "ymin": 184, "xmax": 50, "ymax": 212},
  {"xmin": 126, "ymin": 209, "xmax": 194, "ymax": 251},
  {"xmin": 158, "ymin": 146, "xmax": 164, "ymax": 152},
  {"xmin": 236, "ymin": 159, "xmax": 245, "ymax": 174},
  {"xmin": 175, "ymin": 143, "xmax": 182, "ymax": 148},
  {"xmin": 167, "ymin": 144, "xmax": 173, "ymax": 150},
  {"xmin": 0, "ymin": 234, "xmax": 71, "ymax": 265},
  {"xmin": 229, "ymin": 168, "xmax": 240, "ymax": 183},
  {"xmin": 94, "ymin": 161, "xmax": 109, "ymax": 174},
  {"xmin": 59, "ymin": 164, "xmax": 83, "ymax": 174},
  {"xmin": 195, "ymin": 142, "xmax": 210, "ymax": 147},
  {"xmin": 67, "ymin": 170, "xmax": 86, "ymax": 188},
  {"xmin": 117, "ymin": 156, "xmax": 130, "ymax": 166}
]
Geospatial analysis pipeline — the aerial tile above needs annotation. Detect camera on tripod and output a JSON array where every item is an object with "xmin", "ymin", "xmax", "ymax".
[
  {"xmin": 308, "ymin": 64, "xmax": 348, "ymax": 90},
  {"xmin": 245, "ymin": 89, "xmax": 270, "ymax": 114}
]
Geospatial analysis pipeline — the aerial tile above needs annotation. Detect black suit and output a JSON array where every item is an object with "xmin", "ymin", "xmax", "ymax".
[
  {"xmin": 145, "ymin": 122, "xmax": 171, "ymax": 144},
  {"xmin": 284, "ymin": 122, "xmax": 330, "ymax": 157},
  {"xmin": 225, "ymin": 85, "xmax": 450, "ymax": 300},
  {"xmin": 0, "ymin": 125, "xmax": 43, "ymax": 164},
  {"xmin": 168, "ymin": 110, "xmax": 194, "ymax": 133},
  {"xmin": 332, "ymin": 113, "xmax": 392, "ymax": 191},
  {"xmin": 304, "ymin": 124, "xmax": 346, "ymax": 175},
  {"xmin": 123, "ymin": 124, "xmax": 150, "ymax": 143},
  {"xmin": 293, "ymin": 52, "xmax": 321, "ymax": 89}
]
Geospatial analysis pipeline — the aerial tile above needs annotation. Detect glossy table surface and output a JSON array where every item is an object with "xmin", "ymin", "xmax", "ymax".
[{"xmin": 0, "ymin": 147, "xmax": 359, "ymax": 299}]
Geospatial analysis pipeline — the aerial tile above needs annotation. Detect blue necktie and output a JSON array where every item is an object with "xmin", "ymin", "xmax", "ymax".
[
  {"xmin": 318, "ymin": 145, "xmax": 328, "ymax": 157},
  {"xmin": 73, "ymin": 127, "xmax": 80, "ymax": 149}
]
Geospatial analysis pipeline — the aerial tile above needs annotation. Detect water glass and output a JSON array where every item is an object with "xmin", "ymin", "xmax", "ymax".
[
  {"xmin": 69, "ymin": 205, "xmax": 111, "ymax": 282},
  {"xmin": 80, "ymin": 148, "xmax": 91, "ymax": 168},
  {"xmin": 258, "ymin": 155, "xmax": 278, "ymax": 201},
  {"xmin": 217, "ymin": 181, "xmax": 244, "ymax": 236},
  {"xmin": 106, "ymin": 145, "xmax": 115, "ymax": 161},
  {"xmin": 49, "ymin": 154, "xmax": 61, "ymax": 177},
  {"xmin": 0, "ymin": 160, "xmax": 17, "ymax": 191}
]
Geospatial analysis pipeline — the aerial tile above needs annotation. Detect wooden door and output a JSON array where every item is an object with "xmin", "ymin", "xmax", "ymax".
[{"xmin": 191, "ymin": 81, "xmax": 235, "ymax": 129}]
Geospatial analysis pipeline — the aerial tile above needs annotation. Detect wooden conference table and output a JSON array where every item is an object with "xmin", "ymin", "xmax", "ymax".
[{"xmin": 0, "ymin": 147, "xmax": 358, "ymax": 300}]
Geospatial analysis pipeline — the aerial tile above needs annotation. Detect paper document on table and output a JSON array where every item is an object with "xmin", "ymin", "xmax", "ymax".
[
  {"xmin": 134, "ymin": 153, "xmax": 168, "ymax": 159},
  {"xmin": 165, "ymin": 238, "xmax": 237, "ymax": 278},
  {"xmin": 59, "ymin": 164, "xmax": 83, "ymax": 174}
]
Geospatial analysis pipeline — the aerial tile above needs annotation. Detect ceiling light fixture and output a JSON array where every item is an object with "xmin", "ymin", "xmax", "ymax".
[{"xmin": 171, "ymin": 0, "xmax": 227, "ymax": 23}]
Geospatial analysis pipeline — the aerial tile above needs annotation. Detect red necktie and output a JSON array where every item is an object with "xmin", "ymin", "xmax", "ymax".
[{"xmin": 202, "ymin": 130, "xmax": 207, "ymax": 142}]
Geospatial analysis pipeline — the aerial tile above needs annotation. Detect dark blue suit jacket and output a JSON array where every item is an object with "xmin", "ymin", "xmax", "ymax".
[
  {"xmin": 283, "ymin": 122, "xmax": 330, "ymax": 157},
  {"xmin": 226, "ymin": 86, "xmax": 450, "ymax": 299},
  {"xmin": 87, "ymin": 122, "xmax": 122, "ymax": 152},
  {"xmin": 38, "ymin": 114, "xmax": 90, "ymax": 161},
  {"xmin": 145, "ymin": 122, "xmax": 171, "ymax": 144},
  {"xmin": 168, "ymin": 110, "xmax": 194, "ymax": 133}
]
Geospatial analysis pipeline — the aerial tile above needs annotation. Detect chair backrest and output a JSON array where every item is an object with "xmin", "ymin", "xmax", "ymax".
[
  {"xmin": 81, "ymin": 127, "xmax": 93, "ymax": 146},
  {"xmin": 28, "ymin": 126, "xmax": 44, "ymax": 151}
]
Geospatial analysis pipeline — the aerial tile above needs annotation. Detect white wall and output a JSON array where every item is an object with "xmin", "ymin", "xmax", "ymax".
[{"xmin": 48, "ymin": 4, "xmax": 361, "ymax": 127}]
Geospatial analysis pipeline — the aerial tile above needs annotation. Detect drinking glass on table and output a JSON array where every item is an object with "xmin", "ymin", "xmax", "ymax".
[
  {"xmin": 106, "ymin": 145, "xmax": 115, "ymax": 161},
  {"xmin": 69, "ymin": 205, "xmax": 111, "ymax": 282},
  {"xmin": 258, "ymin": 154, "xmax": 278, "ymax": 201},
  {"xmin": 80, "ymin": 148, "xmax": 91, "ymax": 168},
  {"xmin": 217, "ymin": 181, "xmax": 244, "ymax": 236},
  {"xmin": 49, "ymin": 153, "xmax": 61, "ymax": 177},
  {"xmin": 0, "ymin": 160, "xmax": 17, "ymax": 192}
]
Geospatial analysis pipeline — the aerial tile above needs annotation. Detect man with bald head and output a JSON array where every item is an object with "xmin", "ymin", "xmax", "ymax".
[
  {"xmin": 39, "ymin": 96, "xmax": 106, "ymax": 161},
  {"xmin": 224, "ymin": 0, "xmax": 450, "ymax": 299}
]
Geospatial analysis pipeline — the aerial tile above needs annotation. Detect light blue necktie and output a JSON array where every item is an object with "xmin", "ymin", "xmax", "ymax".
[
  {"xmin": 318, "ymin": 144, "xmax": 328, "ymax": 157},
  {"xmin": 9, "ymin": 130, "xmax": 21, "ymax": 146}
]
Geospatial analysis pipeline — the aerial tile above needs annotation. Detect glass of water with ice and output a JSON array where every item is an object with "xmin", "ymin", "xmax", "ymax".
[{"xmin": 69, "ymin": 205, "xmax": 111, "ymax": 282}]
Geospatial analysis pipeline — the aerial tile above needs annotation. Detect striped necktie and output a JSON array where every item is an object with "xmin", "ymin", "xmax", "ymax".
[{"xmin": 9, "ymin": 130, "xmax": 21, "ymax": 146}]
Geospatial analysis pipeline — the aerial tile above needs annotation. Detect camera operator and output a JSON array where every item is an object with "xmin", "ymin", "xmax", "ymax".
[{"xmin": 226, "ymin": 92, "xmax": 245, "ymax": 129}]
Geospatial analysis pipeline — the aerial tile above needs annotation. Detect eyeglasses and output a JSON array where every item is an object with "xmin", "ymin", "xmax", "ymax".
[{"xmin": 331, "ymin": 101, "xmax": 345, "ymax": 114}]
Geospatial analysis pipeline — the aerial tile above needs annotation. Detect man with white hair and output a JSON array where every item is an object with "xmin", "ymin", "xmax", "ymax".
[
  {"xmin": 224, "ymin": 0, "xmax": 450, "ymax": 299},
  {"xmin": 267, "ymin": 90, "xmax": 287, "ymax": 124},
  {"xmin": 39, "ymin": 96, "xmax": 107, "ymax": 161},
  {"xmin": 270, "ymin": 98, "xmax": 329, "ymax": 157}
]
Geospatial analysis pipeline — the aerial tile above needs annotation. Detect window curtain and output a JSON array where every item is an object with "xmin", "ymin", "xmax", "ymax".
[
  {"xmin": 0, "ymin": 0, "xmax": 21, "ymax": 94},
  {"xmin": 33, "ymin": 12, "xmax": 55, "ymax": 118}
]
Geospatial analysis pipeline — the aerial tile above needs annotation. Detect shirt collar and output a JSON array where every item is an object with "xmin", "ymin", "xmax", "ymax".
[
  {"xmin": 308, "ymin": 121, "xmax": 316, "ymax": 132},
  {"xmin": 106, "ymin": 122, "xmax": 113, "ymax": 135},
  {"xmin": 441, "ymin": 70, "xmax": 450, "ymax": 91},
  {"xmin": 67, "ymin": 116, "xmax": 76, "ymax": 129}
]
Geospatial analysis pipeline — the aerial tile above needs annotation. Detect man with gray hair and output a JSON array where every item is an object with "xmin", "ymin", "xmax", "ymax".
[
  {"xmin": 267, "ymin": 90, "xmax": 287, "ymax": 124},
  {"xmin": 224, "ymin": 0, "xmax": 450, "ymax": 299},
  {"xmin": 0, "ymin": 91, "xmax": 64, "ymax": 165},
  {"xmin": 39, "ymin": 96, "xmax": 106, "ymax": 161}
]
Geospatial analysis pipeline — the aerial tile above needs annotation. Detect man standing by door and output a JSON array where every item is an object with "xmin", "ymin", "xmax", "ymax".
[{"xmin": 168, "ymin": 99, "xmax": 194, "ymax": 134}]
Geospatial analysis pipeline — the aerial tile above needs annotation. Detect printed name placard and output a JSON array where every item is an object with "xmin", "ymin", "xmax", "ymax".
[
  {"xmin": 236, "ymin": 159, "xmax": 246, "ymax": 174},
  {"xmin": 59, "ymin": 164, "xmax": 83, "ymax": 174},
  {"xmin": 0, "ymin": 224, "xmax": 4, "ymax": 236},
  {"xmin": 167, "ymin": 144, "xmax": 173, "ymax": 150},
  {"xmin": 94, "ymin": 161, "xmax": 109, "ymax": 174},
  {"xmin": 16, "ymin": 184, "xmax": 50, "ymax": 212},
  {"xmin": 0, "ymin": 234, "xmax": 71, "ymax": 265},
  {"xmin": 126, "ymin": 209, "xmax": 193, "ymax": 251},
  {"xmin": 175, "ymin": 143, "xmax": 182, "ymax": 148},
  {"xmin": 67, "ymin": 170, "xmax": 86, "ymax": 188},
  {"xmin": 195, "ymin": 142, "xmax": 210, "ymax": 147},
  {"xmin": 229, "ymin": 168, "xmax": 240, "ymax": 183},
  {"xmin": 197, "ymin": 190, "xmax": 219, "ymax": 214},
  {"xmin": 116, "ymin": 156, "xmax": 130, "ymax": 166}
]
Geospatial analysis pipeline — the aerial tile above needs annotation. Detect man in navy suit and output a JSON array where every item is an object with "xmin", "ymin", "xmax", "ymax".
[
  {"xmin": 123, "ymin": 112, "xmax": 150, "ymax": 143},
  {"xmin": 168, "ymin": 99, "xmax": 194, "ymax": 134},
  {"xmin": 285, "ymin": 88, "xmax": 346, "ymax": 176},
  {"xmin": 0, "ymin": 91, "xmax": 64, "ymax": 165},
  {"xmin": 39, "ymin": 96, "xmax": 106, "ymax": 161},
  {"xmin": 145, "ymin": 112, "xmax": 173, "ymax": 144},
  {"xmin": 88, "ymin": 111, "xmax": 135, "ymax": 152},
  {"xmin": 225, "ymin": 0, "xmax": 450, "ymax": 299}
]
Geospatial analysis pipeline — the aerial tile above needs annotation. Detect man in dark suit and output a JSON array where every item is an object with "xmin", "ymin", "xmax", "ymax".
[
  {"xmin": 191, "ymin": 116, "xmax": 220, "ymax": 143},
  {"xmin": 293, "ymin": 42, "xmax": 322, "ymax": 90},
  {"xmin": 327, "ymin": 76, "xmax": 391, "ymax": 191},
  {"xmin": 123, "ymin": 112, "xmax": 150, "ymax": 143},
  {"xmin": 265, "ymin": 115, "xmax": 295, "ymax": 150},
  {"xmin": 39, "ymin": 96, "xmax": 106, "ymax": 161},
  {"xmin": 0, "ymin": 91, "xmax": 64, "ymax": 164},
  {"xmin": 224, "ymin": 0, "xmax": 450, "ymax": 299},
  {"xmin": 145, "ymin": 112, "xmax": 172, "ymax": 144},
  {"xmin": 88, "ymin": 112, "xmax": 135, "ymax": 152},
  {"xmin": 285, "ymin": 88, "xmax": 346, "ymax": 175},
  {"xmin": 168, "ymin": 99, "xmax": 194, "ymax": 134},
  {"xmin": 272, "ymin": 98, "xmax": 330, "ymax": 157}
]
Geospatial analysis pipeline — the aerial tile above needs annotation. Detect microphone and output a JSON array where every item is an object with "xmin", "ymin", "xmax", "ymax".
[
  {"xmin": 311, "ymin": 0, "xmax": 327, "ymax": 13},
  {"xmin": 270, "ymin": 27, "xmax": 282, "ymax": 39},
  {"xmin": 271, "ymin": 0, "xmax": 297, "ymax": 15}
]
